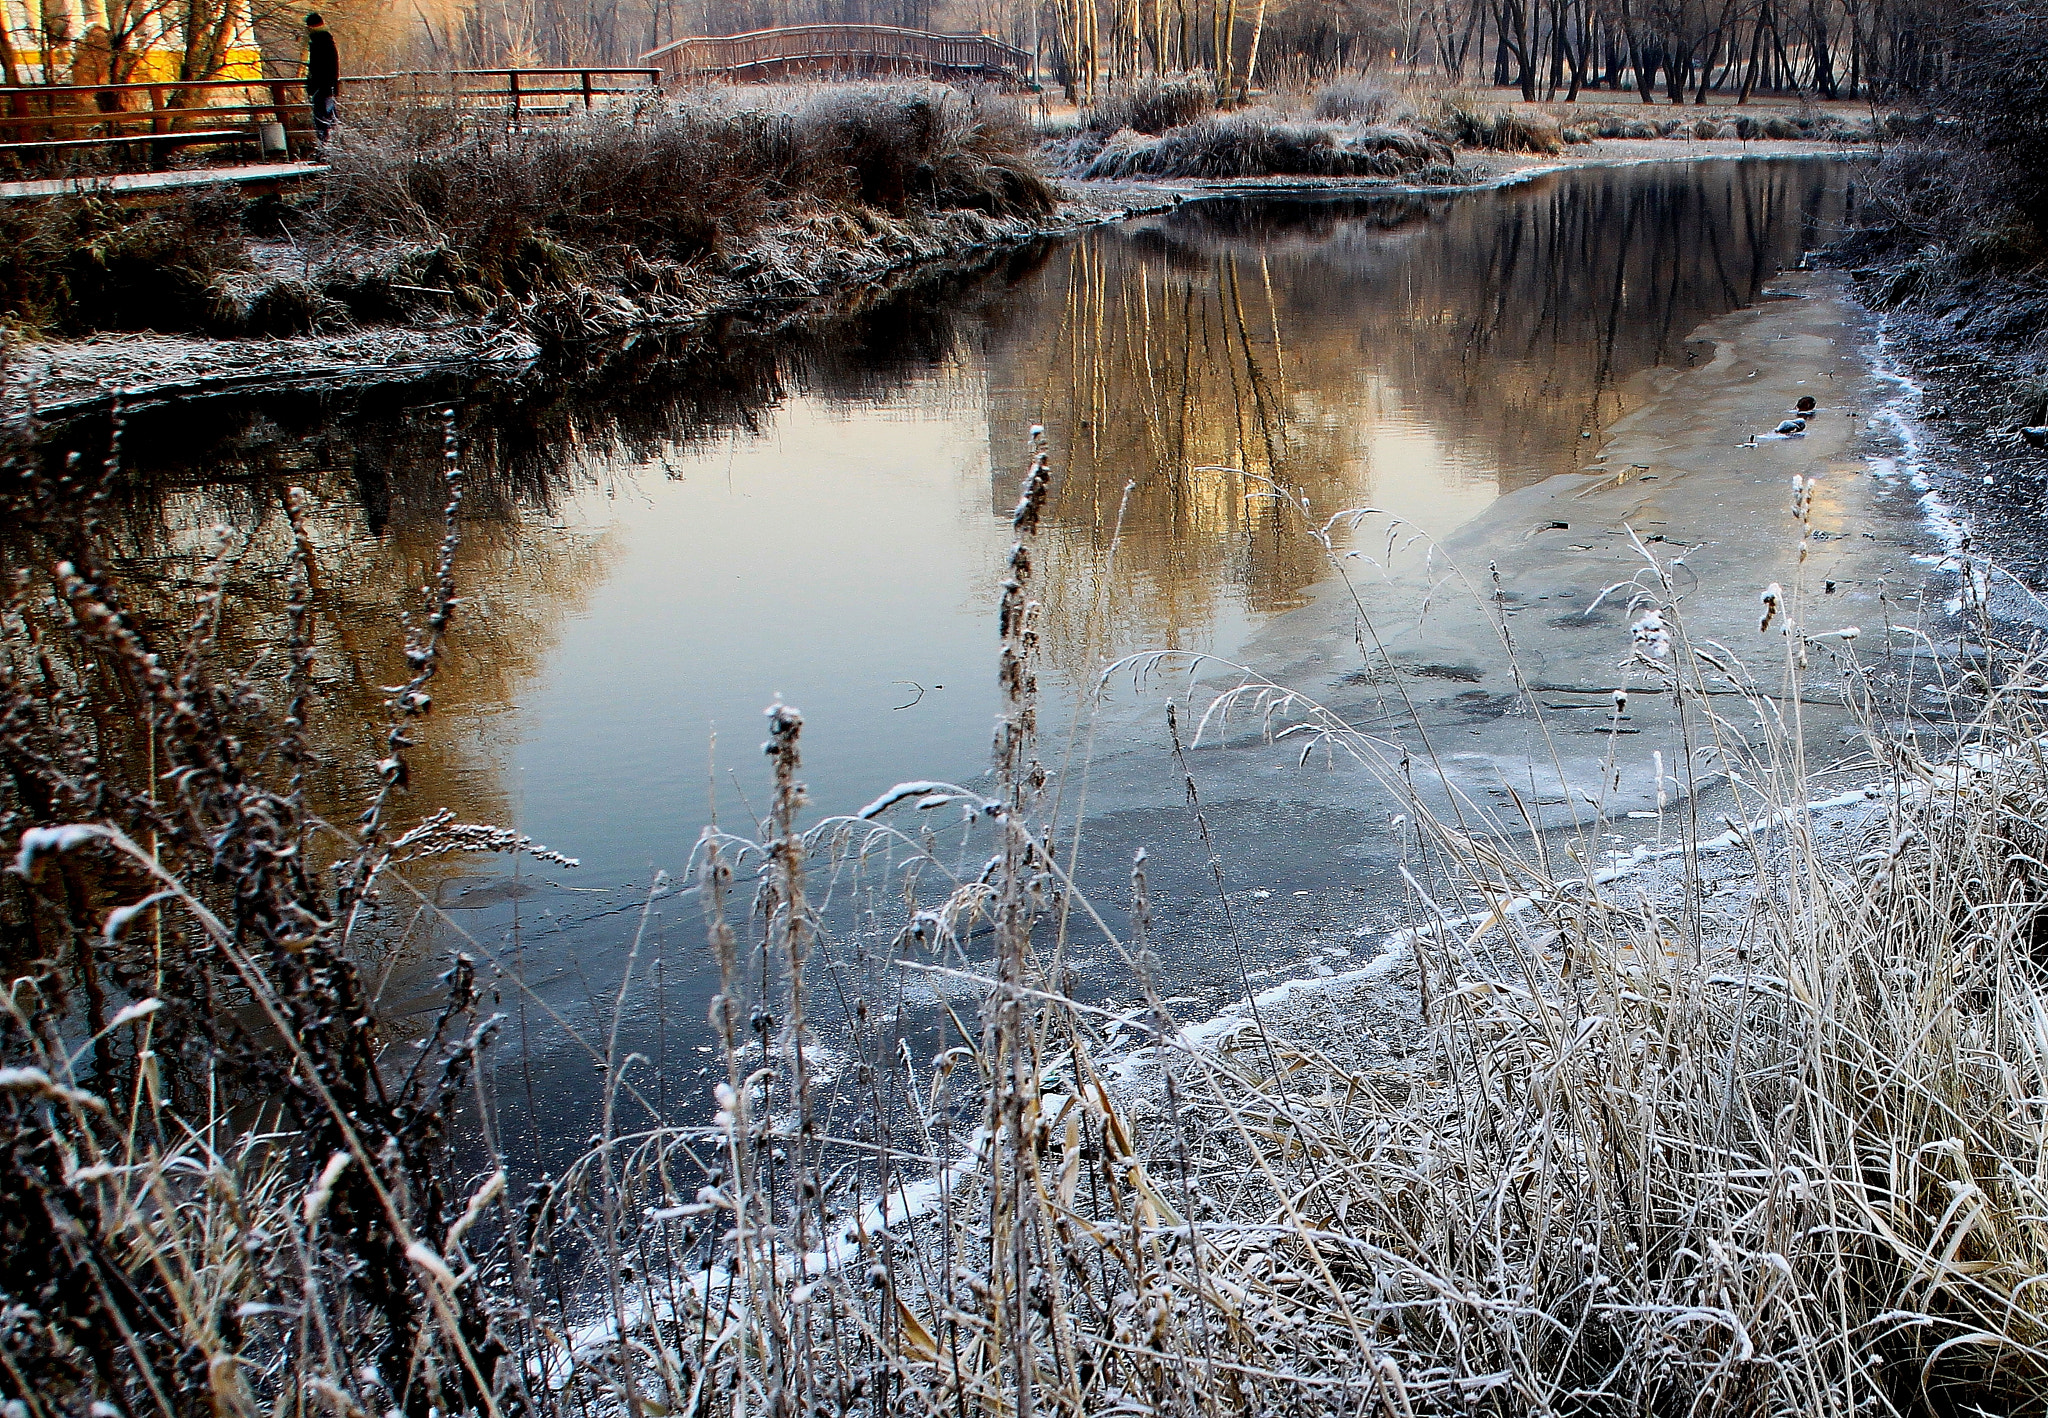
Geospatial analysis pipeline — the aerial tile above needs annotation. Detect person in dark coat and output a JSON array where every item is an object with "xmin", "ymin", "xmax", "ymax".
[{"xmin": 305, "ymin": 12, "xmax": 339, "ymax": 144}]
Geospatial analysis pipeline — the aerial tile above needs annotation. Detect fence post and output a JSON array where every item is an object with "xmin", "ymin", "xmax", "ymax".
[
  {"xmin": 582, "ymin": 69, "xmax": 593, "ymax": 107},
  {"xmin": 509, "ymin": 68, "xmax": 520, "ymax": 129}
]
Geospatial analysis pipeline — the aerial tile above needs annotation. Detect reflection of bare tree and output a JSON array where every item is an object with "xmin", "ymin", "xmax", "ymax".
[
  {"xmin": 11, "ymin": 257, "xmax": 1046, "ymax": 932},
  {"xmin": 22, "ymin": 457, "xmax": 613, "ymax": 960},
  {"xmin": 988, "ymin": 159, "xmax": 1848, "ymax": 679},
  {"xmin": 989, "ymin": 235, "xmax": 1351, "ymax": 684}
]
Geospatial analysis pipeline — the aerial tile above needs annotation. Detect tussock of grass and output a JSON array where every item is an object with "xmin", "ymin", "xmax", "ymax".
[
  {"xmin": 1433, "ymin": 97, "xmax": 1566, "ymax": 154},
  {"xmin": 1084, "ymin": 71, "xmax": 1217, "ymax": 136},
  {"xmin": 1082, "ymin": 107, "xmax": 1453, "ymax": 181},
  {"xmin": 1312, "ymin": 78, "xmax": 1405, "ymax": 124}
]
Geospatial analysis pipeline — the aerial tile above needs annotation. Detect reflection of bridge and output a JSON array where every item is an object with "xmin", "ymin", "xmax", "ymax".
[{"xmin": 643, "ymin": 26, "xmax": 1031, "ymax": 87}]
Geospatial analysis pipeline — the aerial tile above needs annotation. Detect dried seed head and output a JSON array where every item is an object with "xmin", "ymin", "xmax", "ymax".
[{"xmin": 1630, "ymin": 609, "xmax": 1671, "ymax": 661}]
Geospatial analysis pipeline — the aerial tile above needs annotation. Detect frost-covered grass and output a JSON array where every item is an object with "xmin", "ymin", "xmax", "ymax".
[
  {"xmin": 9, "ymin": 413, "xmax": 2048, "ymax": 1418},
  {"xmin": 1079, "ymin": 107, "xmax": 1453, "ymax": 180},
  {"xmin": 1051, "ymin": 71, "xmax": 1893, "ymax": 182}
]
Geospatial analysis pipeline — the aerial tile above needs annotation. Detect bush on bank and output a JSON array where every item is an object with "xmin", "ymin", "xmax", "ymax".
[
  {"xmin": 1052, "ymin": 76, "xmax": 1887, "ymax": 183},
  {"xmin": 1829, "ymin": 3, "xmax": 2048, "ymax": 342}
]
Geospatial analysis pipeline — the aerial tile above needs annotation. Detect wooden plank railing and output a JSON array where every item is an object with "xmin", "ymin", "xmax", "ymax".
[
  {"xmin": 339, "ymin": 67, "xmax": 660, "ymax": 114},
  {"xmin": 0, "ymin": 78, "xmax": 307, "ymax": 136},
  {"xmin": 0, "ymin": 68, "xmax": 660, "ymax": 173},
  {"xmin": 643, "ymin": 25, "xmax": 1030, "ymax": 85},
  {"xmin": 0, "ymin": 78, "xmax": 309, "ymax": 173}
]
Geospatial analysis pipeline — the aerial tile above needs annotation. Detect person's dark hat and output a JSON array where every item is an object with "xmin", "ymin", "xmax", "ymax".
[{"xmin": 305, "ymin": 12, "xmax": 324, "ymax": 25}]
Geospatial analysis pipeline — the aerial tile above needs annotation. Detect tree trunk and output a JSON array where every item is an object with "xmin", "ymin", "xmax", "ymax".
[
  {"xmin": 1806, "ymin": 0, "xmax": 1837, "ymax": 98},
  {"xmin": 1238, "ymin": 0, "xmax": 1266, "ymax": 99},
  {"xmin": 0, "ymin": 12, "xmax": 21, "ymax": 86},
  {"xmin": 1518, "ymin": 0, "xmax": 1535, "ymax": 97},
  {"xmin": 1545, "ymin": 0, "xmax": 1564, "ymax": 99}
]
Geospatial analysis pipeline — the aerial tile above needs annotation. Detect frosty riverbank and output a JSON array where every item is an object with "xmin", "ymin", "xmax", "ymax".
[{"xmin": 3, "ymin": 138, "xmax": 1855, "ymax": 425}]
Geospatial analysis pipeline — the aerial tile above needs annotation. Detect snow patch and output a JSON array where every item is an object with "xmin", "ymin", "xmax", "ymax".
[{"xmin": 13, "ymin": 823, "xmax": 110, "ymax": 876}]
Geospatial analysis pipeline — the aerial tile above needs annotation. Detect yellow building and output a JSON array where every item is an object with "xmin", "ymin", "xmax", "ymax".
[{"xmin": 1, "ymin": 0, "xmax": 264, "ymax": 86}]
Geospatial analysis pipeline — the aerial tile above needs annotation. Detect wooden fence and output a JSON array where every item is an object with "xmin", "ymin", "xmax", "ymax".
[
  {"xmin": 0, "ymin": 78, "xmax": 309, "ymax": 165},
  {"xmin": 340, "ymin": 67, "xmax": 660, "ymax": 118},
  {"xmin": 643, "ymin": 25, "xmax": 1031, "ymax": 87}
]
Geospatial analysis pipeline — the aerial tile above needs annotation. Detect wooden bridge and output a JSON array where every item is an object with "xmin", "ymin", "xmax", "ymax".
[{"xmin": 643, "ymin": 25, "xmax": 1032, "ymax": 87}]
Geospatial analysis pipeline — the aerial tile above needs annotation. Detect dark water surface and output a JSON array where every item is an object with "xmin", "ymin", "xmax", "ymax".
[{"xmin": 41, "ymin": 156, "xmax": 1856, "ymax": 1165}]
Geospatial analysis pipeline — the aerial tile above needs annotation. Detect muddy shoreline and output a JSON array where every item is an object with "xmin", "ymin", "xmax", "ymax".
[{"xmin": 3, "ymin": 142, "xmax": 1863, "ymax": 428}]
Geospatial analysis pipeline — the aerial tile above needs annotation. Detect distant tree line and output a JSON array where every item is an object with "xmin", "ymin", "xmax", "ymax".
[
  {"xmin": 2, "ymin": 0, "xmax": 1971, "ymax": 110},
  {"xmin": 400, "ymin": 0, "xmax": 1951, "ymax": 99},
  {"xmin": 1019, "ymin": 0, "xmax": 1952, "ymax": 105}
]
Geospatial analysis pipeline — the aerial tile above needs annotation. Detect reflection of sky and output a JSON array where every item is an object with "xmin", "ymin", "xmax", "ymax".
[
  {"xmin": 1349, "ymin": 376, "xmax": 1503, "ymax": 538},
  {"xmin": 491, "ymin": 364, "xmax": 1532, "ymax": 911},
  {"xmin": 506, "ymin": 394, "xmax": 1015, "ymax": 878}
]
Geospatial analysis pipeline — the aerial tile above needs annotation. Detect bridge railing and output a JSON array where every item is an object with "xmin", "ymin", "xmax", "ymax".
[
  {"xmin": 341, "ymin": 67, "xmax": 661, "ymax": 116},
  {"xmin": 0, "ymin": 79, "xmax": 308, "ymax": 139},
  {"xmin": 644, "ymin": 25, "xmax": 1029, "ymax": 85},
  {"xmin": 0, "ymin": 78, "xmax": 314, "ymax": 176}
]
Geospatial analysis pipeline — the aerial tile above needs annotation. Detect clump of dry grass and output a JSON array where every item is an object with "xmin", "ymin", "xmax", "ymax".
[
  {"xmin": 1081, "ymin": 107, "xmax": 1453, "ymax": 180},
  {"xmin": 1084, "ymin": 71, "xmax": 1217, "ymax": 136},
  {"xmin": 325, "ymin": 85, "xmax": 1052, "ymax": 257},
  {"xmin": 1311, "ymin": 77, "xmax": 1405, "ymax": 124},
  {"xmin": 0, "ymin": 190, "xmax": 252, "ymax": 335},
  {"xmin": 1430, "ymin": 95, "xmax": 1566, "ymax": 154}
]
